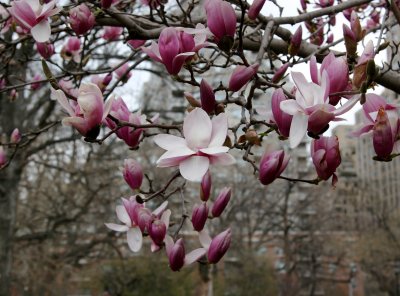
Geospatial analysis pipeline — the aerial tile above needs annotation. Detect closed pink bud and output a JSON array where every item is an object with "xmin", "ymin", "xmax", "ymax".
[
  {"xmin": 127, "ymin": 39, "xmax": 146, "ymax": 49},
  {"xmin": 36, "ymin": 42, "xmax": 55, "ymax": 59},
  {"xmin": 272, "ymin": 63, "xmax": 289, "ymax": 83},
  {"xmin": 0, "ymin": 147, "xmax": 6, "ymax": 167},
  {"xmin": 123, "ymin": 159, "xmax": 143, "ymax": 190},
  {"xmin": 200, "ymin": 79, "xmax": 216, "ymax": 114},
  {"xmin": 300, "ymin": 0, "xmax": 307, "ymax": 10},
  {"xmin": 208, "ymin": 229, "xmax": 231, "ymax": 264},
  {"xmin": 169, "ymin": 238, "xmax": 186, "ymax": 271},
  {"xmin": 103, "ymin": 73, "xmax": 112, "ymax": 86},
  {"xmin": 191, "ymin": 203, "xmax": 209, "ymax": 231},
  {"xmin": 327, "ymin": 33, "xmax": 334, "ymax": 44},
  {"xmin": 289, "ymin": 26, "xmax": 302, "ymax": 56},
  {"xmin": 69, "ymin": 4, "xmax": 95, "ymax": 36},
  {"xmin": 259, "ymin": 150, "xmax": 290, "ymax": 185},
  {"xmin": 211, "ymin": 187, "xmax": 231, "ymax": 217},
  {"xmin": 137, "ymin": 207, "xmax": 152, "ymax": 232},
  {"xmin": 205, "ymin": 0, "xmax": 236, "ymax": 51},
  {"xmin": 248, "ymin": 0, "xmax": 266, "ymax": 20},
  {"xmin": 101, "ymin": 0, "xmax": 113, "ymax": 8},
  {"xmin": 149, "ymin": 219, "xmax": 167, "ymax": 245},
  {"xmin": 311, "ymin": 136, "xmax": 341, "ymax": 181},
  {"xmin": 373, "ymin": 108, "xmax": 395, "ymax": 159},
  {"xmin": 10, "ymin": 128, "xmax": 21, "ymax": 144},
  {"xmin": 229, "ymin": 64, "xmax": 259, "ymax": 92},
  {"xmin": 271, "ymin": 89, "xmax": 292, "ymax": 138},
  {"xmin": 200, "ymin": 170, "xmax": 212, "ymax": 201}
]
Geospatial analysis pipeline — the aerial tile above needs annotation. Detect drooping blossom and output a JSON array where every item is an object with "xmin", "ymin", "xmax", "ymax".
[
  {"xmin": 61, "ymin": 37, "xmax": 82, "ymax": 63},
  {"xmin": 211, "ymin": 187, "xmax": 231, "ymax": 217},
  {"xmin": 10, "ymin": 128, "xmax": 21, "ymax": 144},
  {"xmin": 154, "ymin": 108, "xmax": 235, "ymax": 182},
  {"xmin": 105, "ymin": 97, "xmax": 156, "ymax": 148},
  {"xmin": 248, "ymin": 0, "xmax": 266, "ymax": 20},
  {"xmin": 102, "ymin": 26, "xmax": 123, "ymax": 41},
  {"xmin": 123, "ymin": 159, "xmax": 143, "ymax": 190},
  {"xmin": 51, "ymin": 83, "xmax": 113, "ymax": 138},
  {"xmin": 69, "ymin": 4, "xmax": 95, "ymax": 36},
  {"xmin": 36, "ymin": 42, "xmax": 54, "ymax": 59},
  {"xmin": 8, "ymin": 0, "xmax": 60, "ymax": 42},
  {"xmin": 228, "ymin": 64, "xmax": 259, "ymax": 92},
  {"xmin": 199, "ymin": 229, "xmax": 231, "ymax": 264},
  {"xmin": 142, "ymin": 25, "xmax": 208, "ymax": 75},
  {"xmin": 372, "ymin": 107, "xmax": 399, "ymax": 160},
  {"xmin": 259, "ymin": 149, "xmax": 290, "ymax": 185},
  {"xmin": 280, "ymin": 71, "xmax": 359, "ymax": 148},
  {"xmin": 164, "ymin": 236, "xmax": 206, "ymax": 271},
  {"xmin": 200, "ymin": 170, "xmax": 212, "ymax": 201},
  {"xmin": 204, "ymin": 0, "xmax": 236, "ymax": 51},
  {"xmin": 310, "ymin": 53, "xmax": 349, "ymax": 105},
  {"xmin": 105, "ymin": 197, "xmax": 169, "ymax": 252},
  {"xmin": 271, "ymin": 89, "xmax": 293, "ymax": 138},
  {"xmin": 191, "ymin": 203, "xmax": 209, "ymax": 231},
  {"xmin": 311, "ymin": 136, "xmax": 341, "ymax": 185}
]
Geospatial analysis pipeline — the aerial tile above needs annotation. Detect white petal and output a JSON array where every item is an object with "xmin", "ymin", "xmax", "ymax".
[
  {"xmin": 127, "ymin": 227, "xmax": 143, "ymax": 252},
  {"xmin": 289, "ymin": 113, "xmax": 308, "ymax": 148},
  {"xmin": 184, "ymin": 248, "xmax": 206, "ymax": 266},
  {"xmin": 157, "ymin": 147, "xmax": 195, "ymax": 167},
  {"xmin": 179, "ymin": 156, "xmax": 210, "ymax": 182},
  {"xmin": 52, "ymin": 88, "xmax": 74, "ymax": 116},
  {"xmin": 154, "ymin": 134, "xmax": 187, "ymax": 150},
  {"xmin": 208, "ymin": 113, "xmax": 228, "ymax": 147},
  {"xmin": 210, "ymin": 153, "xmax": 236, "ymax": 166},
  {"xmin": 334, "ymin": 96, "xmax": 360, "ymax": 116},
  {"xmin": 31, "ymin": 20, "xmax": 51, "ymax": 42},
  {"xmin": 183, "ymin": 108, "xmax": 212, "ymax": 149},
  {"xmin": 116, "ymin": 205, "xmax": 131, "ymax": 226},
  {"xmin": 160, "ymin": 209, "xmax": 171, "ymax": 230},
  {"xmin": 280, "ymin": 100, "xmax": 303, "ymax": 115},
  {"xmin": 200, "ymin": 146, "xmax": 229, "ymax": 155},
  {"xmin": 105, "ymin": 223, "xmax": 129, "ymax": 232},
  {"xmin": 198, "ymin": 230, "xmax": 212, "ymax": 249},
  {"xmin": 153, "ymin": 201, "xmax": 169, "ymax": 217},
  {"xmin": 164, "ymin": 235, "xmax": 174, "ymax": 257}
]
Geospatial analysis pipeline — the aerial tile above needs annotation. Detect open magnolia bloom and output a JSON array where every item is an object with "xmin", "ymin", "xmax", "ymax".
[
  {"xmin": 154, "ymin": 108, "xmax": 235, "ymax": 182},
  {"xmin": 9, "ymin": 0, "xmax": 60, "ymax": 42},
  {"xmin": 280, "ymin": 71, "xmax": 359, "ymax": 148}
]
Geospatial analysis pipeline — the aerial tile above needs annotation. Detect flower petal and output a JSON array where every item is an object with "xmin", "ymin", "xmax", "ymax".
[
  {"xmin": 208, "ymin": 112, "xmax": 228, "ymax": 147},
  {"xmin": 209, "ymin": 153, "xmax": 236, "ymax": 166},
  {"xmin": 289, "ymin": 113, "xmax": 308, "ymax": 148},
  {"xmin": 105, "ymin": 223, "xmax": 129, "ymax": 232},
  {"xmin": 183, "ymin": 108, "xmax": 212, "ymax": 149},
  {"xmin": 157, "ymin": 147, "xmax": 195, "ymax": 167},
  {"xmin": 200, "ymin": 146, "xmax": 229, "ymax": 155},
  {"xmin": 154, "ymin": 134, "xmax": 187, "ymax": 150},
  {"xmin": 198, "ymin": 230, "xmax": 212, "ymax": 249},
  {"xmin": 179, "ymin": 156, "xmax": 210, "ymax": 182},
  {"xmin": 153, "ymin": 201, "xmax": 169, "ymax": 217},
  {"xmin": 127, "ymin": 227, "xmax": 143, "ymax": 252},
  {"xmin": 31, "ymin": 20, "xmax": 51, "ymax": 42},
  {"xmin": 116, "ymin": 205, "xmax": 131, "ymax": 226},
  {"xmin": 184, "ymin": 248, "xmax": 207, "ymax": 266},
  {"xmin": 280, "ymin": 100, "xmax": 304, "ymax": 115}
]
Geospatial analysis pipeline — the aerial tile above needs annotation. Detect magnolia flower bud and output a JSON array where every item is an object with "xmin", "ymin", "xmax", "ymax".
[
  {"xmin": 289, "ymin": 26, "xmax": 302, "ymax": 56},
  {"xmin": 373, "ymin": 108, "xmax": 395, "ymax": 160},
  {"xmin": 36, "ymin": 42, "xmax": 55, "ymax": 59},
  {"xmin": 259, "ymin": 150, "xmax": 290, "ymax": 185},
  {"xmin": 211, "ymin": 187, "xmax": 231, "ymax": 217},
  {"xmin": 10, "ymin": 128, "xmax": 21, "ymax": 144},
  {"xmin": 123, "ymin": 159, "xmax": 143, "ymax": 190},
  {"xmin": 191, "ymin": 203, "xmax": 209, "ymax": 231},
  {"xmin": 169, "ymin": 238, "xmax": 186, "ymax": 271},
  {"xmin": 272, "ymin": 63, "xmax": 289, "ymax": 83},
  {"xmin": 311, "ymin": 136, "xmax": 341, "ymax": 182},
  {"xmin": 137, "ymin": 208, "xmax": 152, "ymax": 232},
  {"xmin": 200, "ymin": 171, "xmax": 212, "ymax": 201},
  {"xmin": 228, "ymin": 64, "xmax": 259, "ymax": 92},
  {"xmin": 103, "ymin": 73, "xmax": 112, "ymax": 86},
  {"xmin": 200, "ymin": 79, "xmax": 216, "ymax": 114},
  {"xmin": 0, "ymin": 147, "xmax": 6, "ymax": 167},
  {"xmin": 69, "ymin": 4, "xmax": 95, "ymax": 36},
  {"xmin": 208, "ymin": 229, "xmax": 231, "ymax": 264},
  {"xmin": 271, "ymin": 89, "xmax": 293, "ymax": 138},
  {"xmin": 149, "ymin": 219, "xmax": 167, "ymax": 245},
  {"xmin": 248, "ymin": 0, "xmax": 266, "ymax": 20}
]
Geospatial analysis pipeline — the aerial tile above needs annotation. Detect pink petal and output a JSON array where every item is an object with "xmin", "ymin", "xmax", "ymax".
[
  {"xmin": 154, "ymin": 134, "xmax": 187, "ymax": 150},
  {"xmin": 200, "ymin": 146, "xmax": 229, "ymax": 155},
  {"xmin": 184, "ymin": 248, "xmax": 207, "ymax": 266},
  {"xmin": 51, "ymin": 89, "xmax": 74, "ymax": 116},
  {"xmin": 116, "ymin": 205, "xmax": 131, "ymax": 226},
  {"xmin": 209, "ymin": 113, "xmax": 228, "ymax": 147},
  {"xmin": 160, "ymin": 209, "xmax": 171, "ymax": 230},
  {"xmin": 183, "ymin": 108, "xmax": 212, "ymax": 149},
  {"xmin": 289, "ymin": 113, "xmax": 308, "ymax": 148},
  {"xmin": 105, "ymin": 223, "xmax": 129, "ymax": 232},
  {"xmin": 179, "ymin": 156, "xmax": 210, "ymax": 182},
  {"xmin": 157, "ymin": 147, "xmax": 195, "ymax": 167},
  {"xmin": 209, "ymin": 153, "xmax": 236, "ymax": 166},
  {"xmin": 127, "ymin": 227, "xmax": 143, "ymax": 252},
  {"xmin": 31, "ymin": 20, "xmax": 51, "ymax": 42},
  {"xmin": 280, "ymin": 100, "xmax": 303, "ymax": 115},
  {"xmin": 334, "ymin": 96, "xmax": 359, "ymax": 116},
  {"xmin": 309, "ymin": 56, "xmax": 319, "ymax": 84},
  {"xmin": 141, "ymin": 42, "xmax": 163, "ymax": 63}
]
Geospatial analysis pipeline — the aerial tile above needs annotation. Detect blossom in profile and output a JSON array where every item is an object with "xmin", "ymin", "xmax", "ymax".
[
  {"xmin": 8, "ymin": 0, "xmax": 60, "ymax": 42},
  {"xmin": 69, "ymin": 3, "xmax": 95, "ymax": 36},
  {"xmin": 211, "ymin": 187, "xmax": 231, "ymax": 217},
  {"xmin": 373, "ymin": 107, "xmax": 399, "ymax": 160},
  {"xmin": 51, "ymin": 83, "xmax": 113, "ymax": 139},
  {"xmin": 271, "ymin": 88, "xmax": 293, "ymax": 138},
  {"xmin": 311, "ymin": 136, "xmax": 341, "ymax": 185},
  {"xmin": 123, "ymin": 159, "xmax": 143, "ymax": 190},
  {"xmin": 228, "ymin": 64, "xmax": 259, "ymax": 92},
  {"xmin": 199, "ymin": 229, "xmax": 232, "ymax": 264},
  {"xmin": 154, "ymin": 108, "xmax": 235, "ymax": 182},
  {"xmin": 248, "ymin": 0, "xmax": 266, "ymax": 20},
  {"xmin": 165, "ymin": 236, "xmax": 206, "ymax": 271},
  {"xmin": 259, "ymin": 150, "xmax": 290, "ymax": 185}
]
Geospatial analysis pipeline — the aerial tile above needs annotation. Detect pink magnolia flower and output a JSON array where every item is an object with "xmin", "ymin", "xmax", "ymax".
[
  {"xmin": 205, "ymin": 0, "xmax": 236, "ymax": 51},
  {"xmin": 200, "ymin": 79, "xmax": 216, "ymax": 114},
  {"xmin": 58, "ymin": 78, "xmax": 79, "ymax": 98},
  {"xmin": 199, "ymin": 229, "xmax": 231, "ymax": 264},
  {"xmin": 123, "ymin": 159, "xmax": 143, "ymax": 190},
  {"xmin": 259, "ymin": 149, "xmax": 290, "ymax": 185},
  {"xmin": 165, "ymin": 237, "xmax": 206, "ymax": 271},
  {"xmin": 310, "ymin": 53, "xmax": 349, "ymax": 106},
  {"xmin": 289, "ymin": 26, "xmax": 302, "ymax": 56},
  {"xmin": 200, "ymin": 170, "xmax": 212, "ymax": 201},
  {"xmin": 10, "ymin": 128, "xmax": 21, "ymax": 144},
  {"xmin": 272, "ymin": 63, "xmax": 289, "ymax": 83},
  {"xmin": 191, "ymin": 203, "xmax": 209, "ymax": 231},
  {"xmin": 69, "ymin": 3, "xmax": 95, "ymax": 36},
  {"xmin": 248, "ymin": 0, "xmax": 266, "ymax": 20},
  {"xmin": 271, "ymin": 88, "xmax": 293, "ymax": 138},
  {"xmin": 8, "ymin": 0, "xmax": 60, "ymax": 42},
  {"xmin": 311, "ymin": 136, "xmax": 341, "ymax": 185},
  {"xmin": 36, "ymin": 42, "xmax": 54, "ymax": 59},
  {"xmin": 211, "ymin": 187, "xmax": 231, "ymax": 217},
  {"xmin": 105, "ymin": 97, "xmax": 152, "ymax": 148},
  {"xmin": 373, "ymin": 107, "xmax": 399, "ymax": 160},
  {"xmin": 51, "ymin": 83, "xmax": 113, "ymax": 138},
  {"xmin": 280, "ymin": 71, "xmax": 358, "ymax": 148},
  {"xmin": 154, "ymin": 108, "xmax": 235, "ymax": 182},
  {"xmin": 229, "ymin": 64, "xmax": 259, "ymax": 92},
  {"xmin": 102, "ymin": 26, "xmax": 123, "ymax": 41},
  {"xmin": 105, "ymin": 197, "xmax": 169, "ymax": 252},
  {"xmin": 61, "ymin": 37, "xmax": 82, "ymax": 63},
  {"xmin": 142, "ymin": 26, "xmax": 208, "ymax": 75}
]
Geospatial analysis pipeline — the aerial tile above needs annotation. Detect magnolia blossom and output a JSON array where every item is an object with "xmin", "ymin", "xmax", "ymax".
[
  {"xmin": 9, "ymin": 0, "xmax": 60, "ymax": 42},
  {"xmin": 102, "ymin": 26, "xmax": 123, "ymax": 41},
  {"xmin": 69, "ymin": 4, "xmax": 95, "ymax": 36},
  {"xmin": 51, "ymin": 83, "xmax": 113, "ymax": 138},
  {"xmin": 259, "ymin": 149, "xmax": 290, "ymax": 185},
  {"xmin": 271, "ymin": 89, "xmax": 293, "ymax": 138},
  {"xmin": 211, "ymin": 187, "xmax": 231, "ymax": 217},
  {"xmin": 199, "ymin": 229, "xmax": 232, "ymax": 264},
  {"xmin": 142, "ymin": 25, "xmax": 208, "ymax": 75},
  {"xmin": 114, "ymin": 63, "xmax": 132, "ymax": 82},
  {"xmin": 311, "ymin": 136, "xmax": 341, "ymax": 185},
  {"xmin": 61, "ymin": 37, "xmax": 81, "ymax": 63},
  {"xmin": 228, "ymin": 64, "xmax": 259, "ymax": 92},
  {"xmin": 200, "ymin": 171, "xmax": 212, "ymax": 201},
  {"xmin": 280, "ymin": 71, "xmax": 358, "ymax": 148},
  {"xmin": 123, "ymin": 159, "xmax": 143, "ymax": 190},
  {"xmin": 310, "ymin": 53, "xmax": 349, "ymax": 105},
  {"xmin": 165, "ymin": 236, "xmax": 206, "ymax": 271},
  {"xmin": 248, "ymin": 0, "xmax": 266, "ymax": 20},
  {"xmin": 36, "ymin": 42, "xmax": 54, "ymax": 59},
  {"xmin": 105, "ymin": 197, "xmax": 169, "ymax": 252},
  {"xmin": 154, "ymin": 108, "xmax": 235, "ymax": 182}
]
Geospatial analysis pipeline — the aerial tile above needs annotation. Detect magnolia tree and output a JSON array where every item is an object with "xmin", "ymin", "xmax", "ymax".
[{"xmin": 1, "ymin": 0, "xmax": 400, "ymax": 292}]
